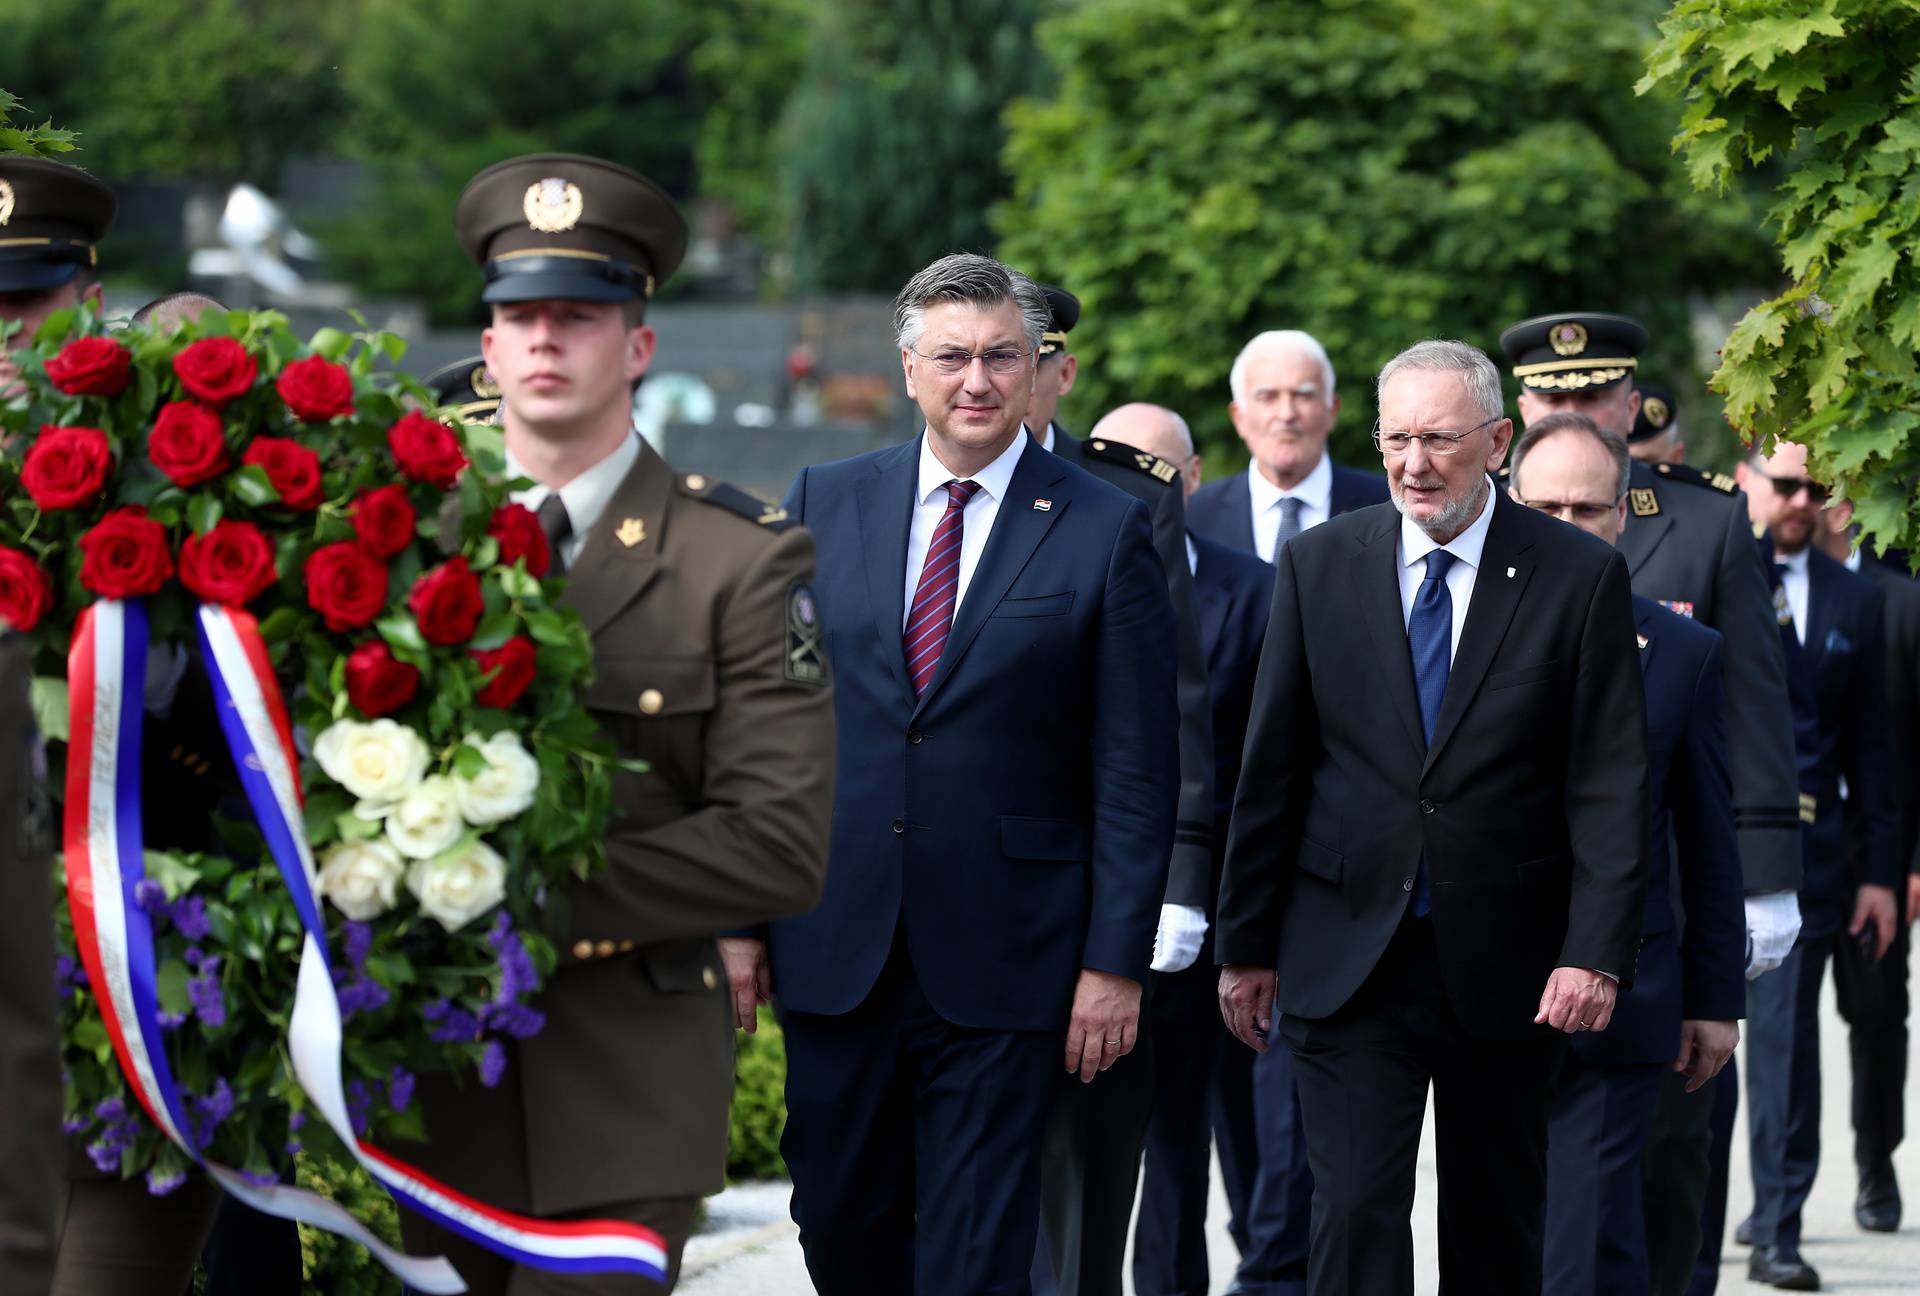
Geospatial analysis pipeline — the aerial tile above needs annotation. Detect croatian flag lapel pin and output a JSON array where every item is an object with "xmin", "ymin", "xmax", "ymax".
[
  {"xmin": 1506, "ymin": 566, "xmax": 1516, "ymax": 578},
  {"xmin": 1034, "ymin": 498, "xmax": 1052, "ymax": 511}
]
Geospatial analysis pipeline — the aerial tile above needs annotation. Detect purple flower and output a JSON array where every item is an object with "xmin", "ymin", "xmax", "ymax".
[
  {"xmin": 86, "ymin": 1138, "xmax": 124, "ymax": 1173},
  {"xmin": 54, "ymin": 954, "xmax": 89, "ymax": 1000},
  {"xmin": 61, "ymin": 1114, "xmax": 86, "ymax": 1135},
  {"xmin": 486, "ymin": 913, "xmax": 540, "ymax": 1003},
  {"xmin": 168, "ymin": 896, "xmax": 210, "ymax": 942},
  {"xmin": 346, "ymin": 1079, "xmax": 373, "ymax": 1137},
  {"xmin": 158, "ymin": 1010, "xmax": 188, "ymax": 1032},
  {"xmin": 189, "ymin": 1078, "xmax": 235, "ymax": 1151},
  {"xmin": 236, "ymin": 1169, "xmax": 279, "ymax": 1188},
  {"xmin": 94, "ymin": 1097, "xmax": 126, "ymax": 1123},
  {"xmin": 388, "ymin": 1067, "xmax": 415, "ymax": 1113},
  {"xmin": 285, "ymin": 1110, "xmax": 306, "ymax": 1158},
  {"xmin": 146, "ymin": 1165, "xmax": 188, "ymax": 1196},
  {"xmin": 289, "ymin": 1111, "xmax": 307, "ymax": 1131},
  {"xmin": 424, "ymin": 999, "xmax": 480, "ymax": 1044},
  {"xmin": 342, "ymin": 921, "xmax": 373, "ymax": 971},
  {"xmin": 184, "ymin": 945, "xmax": 206, "ymax": 969},
  {"xmin": 187, "ymin": 957, "xmax": 226, "ymax": 1029},
  {"xmin": 478, "ymin": 1040, "xmax": 507, "ymax": 1089},
  {"xmin": 480, "ymin": 1000, "xmax": 546, "ymax": 1040},
  {"xmin": 84, "ymin": 1099, "xmax": 139, "ymax": 1173},
  {"xmin": 134, "ymin": 878, "xmax": 167, "ymax": 913},
  {"xmin": 337, "ymin": 977, "xmax": 391, "ymax": 1020}
]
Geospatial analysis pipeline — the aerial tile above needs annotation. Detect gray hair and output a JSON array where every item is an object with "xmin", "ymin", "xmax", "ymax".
[
  {"xmin": 1229, "ymin": 329, "xmax": 1337, "ymax": 404},
  {"xmin": 1510, "ymin": 412, "xmax": 1631, "ymax": 502},
  {"xmin": 892, "ymin": 253, "xmax": 1051, "ymax": 354},
  {"xmin": 1375, "ymin": 339, "xmax": 1505, "ymax": 426}
]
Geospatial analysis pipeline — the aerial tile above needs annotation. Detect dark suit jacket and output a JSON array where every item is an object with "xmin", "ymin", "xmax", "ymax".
[
  {"xmin": 1186, "ymin": 459, "xmax": 1389, "ymax": 557},
  {"xmin": 1217, "ymin": 491, "xmax": 1649, "ymax": 1040},
  {"xmin": 1191, "ymin": 532, "xmax": 1274, "ymax": 907},
  {"xmin": 1851, "ymin": 555, "xmax": 1920, "ymax": 882},
  {"xmin": 1623, "ymin": 461, "xmax": 1802, "ymax": 895},
  {"xmin": 1046, "ymin": 424, "xmax": 1213, "ymax": 906},
  {"xmin": 769, "ymin": 435, "xmax": 1181, "ymax": 1032},
  {"xmin": 1574, "ymin": 598, "xmax": 1745, "ymax": 1068}
]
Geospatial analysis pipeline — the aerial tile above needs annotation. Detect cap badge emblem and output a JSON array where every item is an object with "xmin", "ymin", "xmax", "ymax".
[
  {"xmin": 616, "ymin": 517, "xmax": 646, "ymax": 547},
  {"xmin": 1643, "ymin": 396, "xmax": 1670, "ymax": 429},
  {"xmin": 1550, "ymin": 321, "xmax": 1589, "ymax": 356},
  {"xmin": 470, "ymin": 365, "xmax": 501, "ymax": 399},
  {"xmin": 0, "ymin": 179, "xmax": 14, "ymax": 226},
  {"xmin": 523, "ymin": 177, "xmax": 584, "ymax": 233}
]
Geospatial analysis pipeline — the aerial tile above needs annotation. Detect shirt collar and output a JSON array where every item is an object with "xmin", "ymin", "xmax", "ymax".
[
  {"xmin": 1247, "ymin": 451, "xmax": 1332, "ymax": 514},
  {"xmin": 506, "ymin": 430, "xmax": 642, "ymax": 542},
  {"xmin": 1775, "ymin": 545, "xmax": 1811, "ymax": 578},
  {"xmin": 1040, "ymin": 422, "xmax": 1056, "ymax": 453},
  {"xmin": 1844, "ymin": 547, "xmax": 1862, "ymax": 573},
  {"xmin": 1400, "ymin": 476, "xmax": 1497, "ymax": 573},
  {"xmin": 918, "ymin": 426, "xmax": 1028, "ymax": 505}
]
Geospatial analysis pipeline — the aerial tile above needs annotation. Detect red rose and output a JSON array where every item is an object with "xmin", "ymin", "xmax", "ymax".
[
  {"xmin": 0, "ymin": 546, "xmax": 53, "ymax": 632},
  {"xmin": 344, "ymin": 641, "xmax": 420, "ymax": 717},
  {"xmin": 350, "ymin": 485, "xmax": 418, "ymax": 559},
  {"xmin": 178, "ymin": 520, "xmax": 277, "ymax": 606},
  {"xmin": 305, "ymin": 542, "xmax": 389, "ymax": 632},
  {"xmin": 386, "ymin": 412, "xmax": 468, "ymax": 489},
  {"xmin": 21, "ymin": 425, "xmax": 112, "ymax": 511},
  {"xmin": 147, "ymin": 402, "xmax": 230, "ymax": 488},
  {"xmin": 471, "ymin": 635, "xmax": 537, "ymax": 708},
  {"xmin": 78, "ymin": 508, "xmax": 173, "ymax": 599},
  {"xmin": 44, "ymin": 336, "xmax": 132, "ymax": 397},
  {"xmin": 275, "ymin": 356, "xmax": 356, "ymax": 423},
  {"xmin": 486, "ymin": 503, "xmax": 550, "ymax": 577},
  {"xmin": 408, "ymin": 556, "xmax": 484, "ymax": 646},
  {"xmin": 172, "ymin": 337, "xmax": 258, "ymax": 405},
  {"xmin": 241, "ymin": 437, "xmax": 324, "ymax": 511}
]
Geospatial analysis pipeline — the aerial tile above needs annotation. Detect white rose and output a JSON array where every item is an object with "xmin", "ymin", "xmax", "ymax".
[
  {"xmin": 455, "ymin": 731, "xmax": 541, "ymax": 826},
  {"xmin": 316, "ymin": 840, "xmax": 406, "ymax": 921},
  {"xmin": 406, "ymin": 840, "xmax": 508, "ymax": 932},
  {"xmin": 383, "ymin": 776, "xmax": 466, "ymax": 860},
  {"xmin": 313, "ymin": 719, "xmax": 429, "ymax": 806}
]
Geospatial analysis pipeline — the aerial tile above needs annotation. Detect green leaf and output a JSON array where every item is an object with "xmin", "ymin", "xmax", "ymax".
[
  {"xmin": 155, "ymin": 960, "xmax": 192, "ymax": 1016},
  {"xmin": 467, "ymin": 610, "xmax": 518, "ymax": 651},
  {"xmin": 30, "ymin": 677, "xmax": 69, "ymax": 743},
  {"xmin": 309, "ymin": 328, "xmax": 351, "ymax": 361},
  {"xmin": 451, "ymin": 742, "xmax": 492, "ymax": 779},
  {"xmin": 336, "ymin": 811, "xmax": 383, "ymax": 842},
  {"xmin": 231, "ymin": 464, "xmax": 280, "ymax": 507},
  {"xmin": 142, "ymin": 851, "xmax": 201, "ymax": 899},
  {"xmin": 186, "ymin": 493, "xmax": 224, "ymax": 536},
  {"xmin": 376, "ymin": 614, "xmax": 428, "ymax": 652}
]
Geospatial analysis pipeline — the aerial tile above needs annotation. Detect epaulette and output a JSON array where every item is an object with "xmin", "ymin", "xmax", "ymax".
[
  {"xmin": 1652, "ymin": 461, "xmax": 1739, "ymax": 495},
  {"xmin": 1085, "ymin": 437, "xmax": 1180, "ymax": 487},
  {"xmin": 677, "ymin": 472, "xmax": 797, "ymax": 531}
]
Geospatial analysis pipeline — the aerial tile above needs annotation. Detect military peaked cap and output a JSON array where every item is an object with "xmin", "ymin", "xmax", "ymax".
[
  {"xmin": 1036, "ymin": 283, "xmax": 1080, "ymax": 357},
  {"xmin": 0, "ymin": 157, "xmax": 116, "ymax": 293},
  {"xmin": 1498, "ymin": 312, "xmax": 1647, "ymax": 393}
]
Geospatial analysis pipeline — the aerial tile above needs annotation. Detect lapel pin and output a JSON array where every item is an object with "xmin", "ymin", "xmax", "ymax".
[
  {"xmin": 1033, "ymin": 498, "xmax": 1052, "ymax": 511},
  {"xmin": 616, "ymin": 517, "xmax": 646, "ymax": 547},
  {"xmin": 1506, "ymin": 566, "xmax": 1516, "ymax": 578}
]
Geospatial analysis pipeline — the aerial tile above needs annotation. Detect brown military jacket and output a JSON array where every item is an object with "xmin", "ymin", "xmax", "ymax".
[{"xmin": 409, "ymin": 441, "xmax": 835, "ymax": 1213}]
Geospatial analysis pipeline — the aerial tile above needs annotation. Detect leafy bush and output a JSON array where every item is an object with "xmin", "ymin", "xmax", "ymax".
[
  {"xmin": 728, "ymin": 1007, "xmax": 789, "ymax": 1180},
  {"xmin": 297, "ymin": 1156, "xmax": 403, "ymax": 1295}
]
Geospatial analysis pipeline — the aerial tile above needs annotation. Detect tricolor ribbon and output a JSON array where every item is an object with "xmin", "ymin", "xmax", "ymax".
[{"xmin": 64, "ymin": 599, "xmax": 669, "ymax": 1290}]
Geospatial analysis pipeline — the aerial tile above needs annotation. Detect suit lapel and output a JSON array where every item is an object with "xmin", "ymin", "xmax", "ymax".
[
  {"xmin": 1635, "ymin": 601, "xmax": 1658, "ymax": 677},
  {"xmin": 1803, "ymin": 552, "xmax": 1834, "ymax": 675},
  {"xmin": 1354, "ymin": 513, "xmax": 1429, "ymax": 757},
  {"xmin": 1229, "ymin": 473, "xmax": 1257, "ymax": 554},
  {"xmin": 856, "ymin": 440, "xmax": 921, "ymax": 710},
  {"xmin": 914, "ymin": 440, "xmax": 1068, "ymax": 716},
  {"xmin": 560, "ymin": 444, "xmax": 669, "ymax": 635},
  {"xmin": 1424, "ymin": 493, "xmax": 1535, "ymax": 774},
  {"xmin": 1192, "ymin": 548, "xmax": 1231, "ymax": 667}
]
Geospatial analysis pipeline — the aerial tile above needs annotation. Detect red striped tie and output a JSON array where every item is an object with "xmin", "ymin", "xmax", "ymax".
[{"xmin": 904, "ymin": 479, "xmax": 981, "ymax": 699}]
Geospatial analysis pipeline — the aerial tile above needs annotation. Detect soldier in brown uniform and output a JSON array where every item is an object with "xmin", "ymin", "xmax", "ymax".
[{"xmin": 394, "ymin": 154, "xmax": 835, "ymax": 1293}]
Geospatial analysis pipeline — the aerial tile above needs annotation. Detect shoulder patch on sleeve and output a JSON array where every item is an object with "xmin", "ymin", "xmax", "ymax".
[
  {"xmin": 679, "ymin": 474, "xmax": 798, "ymax": 530},
  {"xmin": 1652, "ymin": 461, "xmax": 1738, "ymax": 494},
  {"xmin": 1084, "ymin": 437, "xmax": 1179, "ymax": 486},
  {"xmin": 785, "ymin": 581, "xmax": 826, "ymax": 685}
]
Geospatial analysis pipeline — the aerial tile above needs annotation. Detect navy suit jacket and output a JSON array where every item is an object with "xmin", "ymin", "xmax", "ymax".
[
  {"xmin": 767, "ymin": 436, "xmax": 1181, "ymax": 1032},
  {"xmin": 1191, "ymin": 532, "xmax": 1274, "ymax": 905},
  {"xmin": 1186, "ymin": 460, "xmax": 1389, "ymax": 557},
  {"xmin": 1574, "ymin": 596, "xmax": 1745, "ymax": 1067}
]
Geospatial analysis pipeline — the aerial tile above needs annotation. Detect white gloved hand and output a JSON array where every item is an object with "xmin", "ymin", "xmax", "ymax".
[
  {"xmin": 1745, "ymin": 890, "xmax": 1802, "ymax": 979},
  {"xmin": 1150, "ymin": 904, "xmax": 1209, "ymax": 974}
]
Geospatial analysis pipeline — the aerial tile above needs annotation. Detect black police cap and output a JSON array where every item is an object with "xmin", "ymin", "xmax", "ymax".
[
  {"xmin": 1631, "ymin": 382, "xmax": 1677, "ymax": 443},
  {"xmin": 423, "ymin": 355, "xmax": 501, "ymax": 423},
  {"xmin": 1498, "ymin": 312, "xmax": 1647, "ymax": 393},
  {"xmin": 0, "ymin": 157, "xmax": 117, "ymax": 293},
  {"xmin": 1037, "ymin": 283, "xmax": 1080, "ymax": 357}
]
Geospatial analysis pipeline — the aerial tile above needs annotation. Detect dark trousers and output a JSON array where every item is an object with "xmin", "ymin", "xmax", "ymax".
[
  {"xmin": 1215, "ymin": 1027, "xmax": 1260, "ymax": 1255},
  {"xmin": 1282, "ymin": 916, "xmax": 1566, "ymax": 1296},
  {"xmin": 1133, "ymin": 961, "xmax": 1225, "ymax": 1296},
  {"xmin": 1640, "ymin": 1069, "xmax": 1718, "ymax": 1296},
  {"xmin": 51, "ymin": 1172, "xmax": 221, "ymax": 1296},
  {"xmin": 782, "ymin": 939, "xmax": 1057, "ymax": 1296},
  {"xmin": 1684, "ymin": 1055, "xmax": 1738, "ymax": 1296},
  {"xmin": 1544, "ymin": 1054, "xmax": 1664, "ymax": 1295},
  {"xmin": 1228, "ymin": 1037, "xmax": 1314, "ymax": 1295},
  {"xmin": 1034, "ymin": 976, "xmax": 1157, "ymax": 1296},
  {"xmin": 1833, "ymin": 894, "xmax": 1910, "ymax": 1177},
  {"xmin": 1744, "ymin": 935, "xmax": 1830, "ymax": 1250},
  {"xmin": 200, "ymin": 1172, "xmax": 300, "ymax": 1295}
]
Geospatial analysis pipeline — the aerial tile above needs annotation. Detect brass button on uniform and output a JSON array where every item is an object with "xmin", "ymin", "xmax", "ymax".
[
  {"xmin": 572, "ymin": 940, "xmax": 595, "ymax": 960},
  {"xmin": 595, "ymin": 939, "xmax": 616, "ymax": 959},
  {"xmin": 702, "ymin": 966, "xmax": 719, "ymax": 990},
  {"xmin": 685, "ymin": 473, "xmax": 707, "ymax": 491},
  {"xmin": 1403, "ymin": 878, "xmax": 1414, "ymax": 892},
  {"xmin": 638, "ymin": 688, "xmax": 664, "ymax": 715},
  {"xmin": 617, "ymin": 940, "xmax": 636, "ymax": 953},
  {"xmin": 891, "ymin": 818, "xmax": 905, "ymax": 835}
]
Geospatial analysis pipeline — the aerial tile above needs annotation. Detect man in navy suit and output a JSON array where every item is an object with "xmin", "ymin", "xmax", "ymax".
[
  {"xmin": 1508, "ymin": 414, "xmax": 1746, "ymax": 1296},
  {"xmin": 1186, "ymin": 329, "xmax": 1388, "ymax": 562},
  {"xmin": 725, "ymin": 254, "xmax": 1180, "ymax": 1296},
  {"xmin": 1722, "ymin": 441, "xmax": 1901, "ymax": 1290},
  {"xmin": 1088, "ymin": 404, "xmax": 1278, "ymax": 1296}
]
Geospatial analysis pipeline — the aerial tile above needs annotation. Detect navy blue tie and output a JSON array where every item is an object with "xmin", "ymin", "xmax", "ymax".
[{"xmin": 1406, "ymin": 549, "xmax": 1456, "ymax": 917}]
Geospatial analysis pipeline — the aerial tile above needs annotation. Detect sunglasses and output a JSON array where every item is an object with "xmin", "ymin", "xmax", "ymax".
[{"xmin": 1757, "ymin": 469, "xmax": 1830, "ymax": 505}]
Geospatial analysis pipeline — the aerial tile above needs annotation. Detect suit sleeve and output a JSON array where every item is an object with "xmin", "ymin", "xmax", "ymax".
[
  {"xmin": 1083, "ymin": 500, "xmax": 1181, "ymax": 984},
  {"xmin": 1558, "ymin": 552, "xmax": 1650, "ymax": 980},
  {"xmin": 1215, "ymin": 541, "xmax": 1316, "ymax": 968},
  {"xmin": 567, "ymin": 523, "xmax": 836, "ymax": 947},
  {"xmin": 1841, "ymin": 587, "xmax": 1901, "ymax": 889},
  {"xmin": 1144, "ymin": 483, "xmax": 1217, "ymax": 908},
  {"xmin": 1671, "ymin": 634, "xmax": 1747, "ymax": 1022},
  {"xmin": 1716, "ymin": 494, "xmax": 1805, "ymax": 894}
]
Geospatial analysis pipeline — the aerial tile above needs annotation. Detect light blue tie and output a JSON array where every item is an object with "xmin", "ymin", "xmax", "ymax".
[{"xmin": 1406, "ymin": 549, "xmax": 1456, "ymax": 917}]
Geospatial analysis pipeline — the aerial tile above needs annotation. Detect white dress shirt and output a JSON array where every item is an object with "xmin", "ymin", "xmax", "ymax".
[
  {"xmin": 1775, "ymin": 546, "xmax": 1810, "ymax": 646},
  {"xmin": 505, "ymin": 431, "xmax": 642, "ymax": 569},
  {"xmin": 1845, "ymin": 547, "xmax": 1863, "ymax": 574},
  {"xmin": 902, "ymin": 428, "xmax": 1028, "ymax": 628},
  {"xmin": 1248, "ymin": 452, "xmax": 1333, "ymax": 563},
  {"xmin": 1396, "ymin": 478, "xmax": 1497, "ymax": 663}
]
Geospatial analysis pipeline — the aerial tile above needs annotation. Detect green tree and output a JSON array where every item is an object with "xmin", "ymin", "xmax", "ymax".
[
  {"xmin": 1641, "ymin": 0, "xmax": 1920, "ymax": 552},
  {"xmin": 996, "ymin": 0, "xmax": 1774, "ymax": 468},
  {"xmin": 778, "ymin": 0, "xmax": 1052, "ymax": 293}
]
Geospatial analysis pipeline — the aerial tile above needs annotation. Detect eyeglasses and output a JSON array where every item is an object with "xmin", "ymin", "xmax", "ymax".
[
  {"xmin": 1755, "ymin": 469, "xmax": 1830, "ymax": 504},
  {"xmin": 1515, "ymin": 495, "xmax": 1620, "ymax": 523},
  {"xmin": 911, "ymin": 346, "xmax": 1034, "ymax": 375},
  {"xmin": 1371, "ymin": 416, "xmax": 1499, "ymax": 458}
]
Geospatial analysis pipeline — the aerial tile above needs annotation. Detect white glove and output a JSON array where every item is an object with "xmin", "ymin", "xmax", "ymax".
[
  {"xmin": 1745, "ymin": 890, "xmax": 1802, "ymax": 980},
  {"xmin": 1150, "ymin": 904, "xmax": 1209, "ymax": 974}
]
